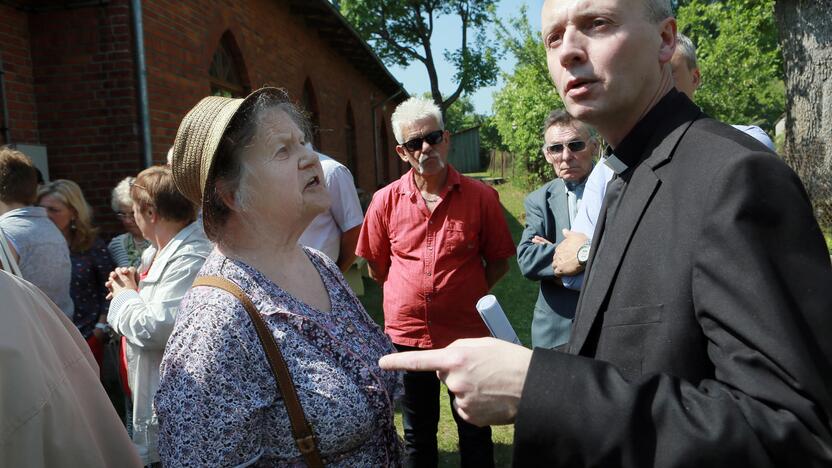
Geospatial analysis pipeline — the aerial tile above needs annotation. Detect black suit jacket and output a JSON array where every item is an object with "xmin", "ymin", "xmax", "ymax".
[{"xmin": 513, "ymin": 93, "xmax": 832, "ymax": 467}]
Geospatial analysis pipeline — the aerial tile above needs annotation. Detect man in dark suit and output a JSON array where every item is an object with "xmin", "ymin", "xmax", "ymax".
[
  {"xmin": 379, "ymin": 0, "xmax": 832, "ymax": 465},
  {"xmin": 517, "ymin": 110, "xmax": 596, "ymax": 349}
]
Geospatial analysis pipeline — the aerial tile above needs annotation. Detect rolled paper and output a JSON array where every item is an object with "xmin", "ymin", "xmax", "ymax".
[{"xmin": 476, "ymin": 294, "xmax": 522, "ymax": 345}]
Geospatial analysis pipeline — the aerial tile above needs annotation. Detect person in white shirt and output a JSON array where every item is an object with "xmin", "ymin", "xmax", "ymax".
[{"xmin": 299, "ymin": 147, "xmax": 364, "ymax": 273}]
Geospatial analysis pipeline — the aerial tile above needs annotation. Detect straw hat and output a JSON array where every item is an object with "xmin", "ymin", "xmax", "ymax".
[{"xmin": 170, "ymin": 87, "xmax": 287, "ymax": 206}]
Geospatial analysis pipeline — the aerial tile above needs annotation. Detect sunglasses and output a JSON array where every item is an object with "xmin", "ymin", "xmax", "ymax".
[
  {"xmin": 543, "ymin": 140, "xmax": 587, "ymax": 155},
  {"xmin": 402, "ymin": 130, "xmax": 444, "ymax": 152}
]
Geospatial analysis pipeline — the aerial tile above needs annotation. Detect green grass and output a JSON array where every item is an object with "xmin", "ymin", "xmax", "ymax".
[{"xmin": 359, "ymin": 177, "xmax": 536, "ymax": 467}]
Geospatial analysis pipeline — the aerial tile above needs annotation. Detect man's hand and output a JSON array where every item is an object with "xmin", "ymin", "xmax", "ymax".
[
  {"xmin": 379, "ymin": 338, "xmax": 532, "ymax": 427},
  {"xmin": 553, "ymin": 229, "xmax": 588, "ymax": 277},
  {"xmin": 531, "ymin": 235, "xmax": 553, "ymax": 245},
  {"xmin": 106, "ymin": 267, "xmax": 139, "ymax": 299}
]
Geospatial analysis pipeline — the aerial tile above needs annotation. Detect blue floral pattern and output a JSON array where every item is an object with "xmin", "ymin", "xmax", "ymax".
[
  {"xmin": 156, "ymin": 247, "xmax": 402, "ymax": 467},
  {"xmin": 71, "ymin": 237, "xmax": 114, "ymax": 338}
]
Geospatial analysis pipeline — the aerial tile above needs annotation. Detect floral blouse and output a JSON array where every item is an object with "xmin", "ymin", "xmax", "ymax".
[
  {"xmin": 156, "ymin": 247, "xmax": 402, "ymax": 467},
  {"xmin": 71, "ymin": 237, "xmax": 115, "ymax": 338}
]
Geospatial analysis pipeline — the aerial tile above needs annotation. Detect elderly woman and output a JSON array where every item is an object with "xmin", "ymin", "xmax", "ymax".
[
  {"xmin": 37, "ymin": 179, "xmax": 115, "ymax": 364},
  {"xmin": 105, "ymin": 165, "xmax": 211, "ymax": 467},
  {"xmin": 108, "ymin": 177, "xmax": 150, "ymax": 268},
  {"xmin": 156, "ymin": 87, "xmax": 401, "ymax": 466}
]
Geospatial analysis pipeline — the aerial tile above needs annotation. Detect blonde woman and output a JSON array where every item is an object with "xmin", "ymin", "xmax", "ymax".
[{"xmin": 38, "ymin": 179, "xmax": 115, "ymax": 364}]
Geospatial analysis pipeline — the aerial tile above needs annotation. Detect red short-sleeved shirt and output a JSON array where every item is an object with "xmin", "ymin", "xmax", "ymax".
[{"xmin": 357, "ymin": 166, "xmax": 516, "ymax": 349}]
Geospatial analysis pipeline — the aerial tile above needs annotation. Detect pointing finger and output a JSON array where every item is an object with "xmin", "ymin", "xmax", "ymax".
[{"xmin": 378, "ymin": 350, "xmax": 452, "ymax": 373}]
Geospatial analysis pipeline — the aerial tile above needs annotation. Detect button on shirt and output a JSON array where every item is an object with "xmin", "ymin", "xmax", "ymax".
[{"xmin": 357, "ymin": 166, "xmax": 516, "ymax": 349}]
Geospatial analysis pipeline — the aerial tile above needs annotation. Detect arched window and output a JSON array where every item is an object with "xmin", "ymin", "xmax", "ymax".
[
  {"xmin": 345, "ymin": 102, "xmax": 358, "ymax": 180},
  {"xmin": 209, "ymin": 32, "xmax": 249, "ymax": 98},
  {"xmin": 301, "ymin": 78, "xmax": 321, "ymax": 149}
]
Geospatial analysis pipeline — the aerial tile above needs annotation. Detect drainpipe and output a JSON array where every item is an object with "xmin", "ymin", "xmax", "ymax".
[
  {"xmin": 0, "ymin": 53, "xmax": 11, "ymax": 144},
  {"xmin": 371, "ymin": 88, "xmax": 404, "ymax": 187},
  {"xmin": 130, "ymin": 0, "xmax": 153, "ymax": 168}
]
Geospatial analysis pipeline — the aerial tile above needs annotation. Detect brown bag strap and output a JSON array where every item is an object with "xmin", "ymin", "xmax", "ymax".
[{"xmin": 192, "ymin": 276, "xmax": 325, "ymax": 468}]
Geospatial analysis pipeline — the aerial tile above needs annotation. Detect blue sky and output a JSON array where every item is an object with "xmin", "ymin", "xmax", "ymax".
[{"xmin": 385, "ymin": 0, "xmax": 544, "ymax": 115}]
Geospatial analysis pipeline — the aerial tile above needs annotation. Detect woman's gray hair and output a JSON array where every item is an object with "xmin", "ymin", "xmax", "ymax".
[
  {"xmin": 391, "ymin": 97, "xmax": 444, "ymax": 144},
  {"xmin": 110, "ymin": 176, "xmax": 135, "ymax": 212}
]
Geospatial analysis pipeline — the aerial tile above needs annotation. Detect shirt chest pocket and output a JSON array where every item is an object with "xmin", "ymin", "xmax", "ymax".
[{"xmin": 445, "ymin": 220, "xmax": 478, "ymax": 254}]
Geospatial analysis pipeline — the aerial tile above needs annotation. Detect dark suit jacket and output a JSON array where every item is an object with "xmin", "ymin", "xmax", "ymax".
[
  {"xmin": 513, "ymin": 93, "xmax": 832, "ymax": 467},
  {"xmin": 517, "ymin": 179, "xmax": 580, "ymax": 349}
]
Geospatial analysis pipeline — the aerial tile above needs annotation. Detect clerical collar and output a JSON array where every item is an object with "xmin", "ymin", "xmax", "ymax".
[{"xmin": 604, "ymin": 89, "xmax": 687, "ymax": 174}]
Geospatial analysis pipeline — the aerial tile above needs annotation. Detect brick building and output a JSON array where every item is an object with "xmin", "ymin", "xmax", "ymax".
[{"xmin": 0, "ymin": 0, "xmax": 407, "ymax": 231}]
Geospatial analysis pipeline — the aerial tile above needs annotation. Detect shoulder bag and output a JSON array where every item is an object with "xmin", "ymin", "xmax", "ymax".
[{"xmin": 191, "ymin": 276, "xmax": 324, "ymax": 468}]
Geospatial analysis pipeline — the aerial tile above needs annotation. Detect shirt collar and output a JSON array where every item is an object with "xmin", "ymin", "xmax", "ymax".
[
  {"xmin": 404, "ymin": 164, "xmax": 461, "ymax": 201},
  {"xmin": 0, "ymin": 206, "xmax": 47, "ymax": 221},
  {"xmin": 564, "ymin": 180, "xmax": 584, "ymax": 192},
  {"xmin": 605, "ymin": 89, "xmax": 685, "ymax": 174},
  {"xmin": 142, "ymin": 221, "xmax": 202, "ymax": 282}
]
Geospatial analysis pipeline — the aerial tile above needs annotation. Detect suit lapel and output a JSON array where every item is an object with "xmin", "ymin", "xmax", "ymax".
[
  {"xmin": 548, "ymin": 179, "xmax": 569, "ymax": 238},
  {"xmin": 569, "ymin": 116, "xmax": 698, "ymax": 355}
]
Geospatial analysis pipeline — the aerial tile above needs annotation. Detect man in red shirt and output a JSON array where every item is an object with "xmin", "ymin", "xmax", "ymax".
[{"xmin": 357, "ymin": 96, "xmax": 515, "ymax": 467}]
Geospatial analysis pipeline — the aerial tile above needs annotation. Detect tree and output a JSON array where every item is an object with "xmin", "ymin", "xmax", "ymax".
[
  {"xmin": 677, "ymin": 0, "xmax": 784, "ymax": 131},
  {"xmin": 340, "ymin": 0, "xmax": 499, "ymax": 113},
  {"xmin": 491, "ymin": 6, "xmax": 563, "ymax": 188},
  {"xmin": 443, "ymin": 94, "xmax": 480, "ymax": 134},
  {"xmin": 774, "ymin": 0, "xmax": 832, "ymax": 229}
]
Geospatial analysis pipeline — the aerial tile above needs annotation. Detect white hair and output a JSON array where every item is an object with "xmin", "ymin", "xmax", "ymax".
[
  {"xmin": 110, "ymin": 176, "xmax": 135, "ymax": 212},
  {"xmin": 675, "ymin": 32, "xmax": 698, "ymax": 70},
  {"xmin": 391, "ymin": 97, "xmax": 444, "ymax": 144}
]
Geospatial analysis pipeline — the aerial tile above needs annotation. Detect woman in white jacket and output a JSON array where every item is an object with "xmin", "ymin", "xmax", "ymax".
[{"xmin": 106, "ymin": 165, "xmax": 211, "ymax": 466}]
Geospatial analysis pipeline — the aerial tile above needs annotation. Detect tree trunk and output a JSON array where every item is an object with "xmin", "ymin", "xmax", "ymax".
[{"xmin": 774, "ymin": 0, "xmax": 832, "ymax": 228}]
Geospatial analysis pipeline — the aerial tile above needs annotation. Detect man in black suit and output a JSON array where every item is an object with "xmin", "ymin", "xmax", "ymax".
[
  {"xmin": 517, "ymin": 110, "xmax": 596, "ymax": 349},
  {"xmin": 379, "ymin": 0, "xmax": 832, "ymax": 465}
]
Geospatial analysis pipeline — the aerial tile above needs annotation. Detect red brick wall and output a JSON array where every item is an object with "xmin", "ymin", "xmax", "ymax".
[
  {"xmin": 0, "ymin": 3, "xmax": 39, "ymax": 145},
  {"xmin": 27, "ymin": 1, "xmax": 141, "ymax": 230},
  {"xmin": 140, "ymin": 0, "xmax": 400, "ymax": 193},
  {"xmin": 0, "ymin": 0, "xmax": 404, "ymax": 234}
]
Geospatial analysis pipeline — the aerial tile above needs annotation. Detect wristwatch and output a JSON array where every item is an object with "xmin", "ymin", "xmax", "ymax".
[{"xmin": 577, "ymin": 241, "xmax": 591, "ymax": 266}]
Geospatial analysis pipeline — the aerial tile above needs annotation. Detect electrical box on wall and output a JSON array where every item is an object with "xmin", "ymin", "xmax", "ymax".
[{"xmin": 10, "ymin": 144, "xmax": 49, "ymax": 181}]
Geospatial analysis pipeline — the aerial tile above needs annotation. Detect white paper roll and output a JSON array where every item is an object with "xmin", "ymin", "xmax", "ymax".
[{"xmin": 476, "ymin": 294, "xmax": 522, "ymax": 345}]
